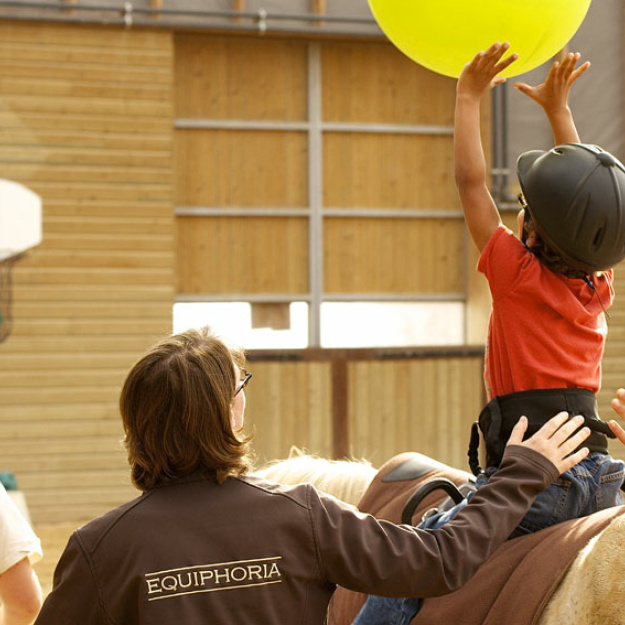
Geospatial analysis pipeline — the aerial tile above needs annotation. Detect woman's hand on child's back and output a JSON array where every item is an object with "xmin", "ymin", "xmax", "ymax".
[
  {"xmin": 609, "ymin": 388, "xmax": 625, "ymax": 445},
  {"xmin": 507, "ymin": 412, "xmax": 590, "ymax": 474},
  {"xmin": 457, "ymin": 42, "xmax": 518, "ymax": 99}
]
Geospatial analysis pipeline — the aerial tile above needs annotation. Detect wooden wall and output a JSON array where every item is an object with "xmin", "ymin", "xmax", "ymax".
[
  {"xmin": 1, "ymin": 28, "xmax": 624, "ymax": 599},
  {"xmin": 0, "ymin": 21, "xmax": 175, "ymax": 523}
]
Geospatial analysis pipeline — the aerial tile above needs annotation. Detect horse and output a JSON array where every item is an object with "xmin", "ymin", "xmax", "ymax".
[
  {"xmin": 255, "ymin": 446, "xmax": 377, "ymax": 507},
  {"xmin": 255, "ymin": 449, "xmax": 625, "ymax": 625}
]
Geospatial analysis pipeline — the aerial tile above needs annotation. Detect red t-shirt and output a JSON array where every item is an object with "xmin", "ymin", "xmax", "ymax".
[{"xmin": 478, "ymin": 225, "xmax": 613, "ymax": 399}]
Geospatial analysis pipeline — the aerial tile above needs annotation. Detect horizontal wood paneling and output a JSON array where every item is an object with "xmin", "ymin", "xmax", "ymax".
[{"xmin": 0, "ymin": 21, "xmax": 174, "ymax": 524}]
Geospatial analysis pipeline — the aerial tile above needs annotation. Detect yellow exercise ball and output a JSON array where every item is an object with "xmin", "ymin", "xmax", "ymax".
[{"xmin": 368, "ymin": 0, "xmax": 593, "ymax": 78}]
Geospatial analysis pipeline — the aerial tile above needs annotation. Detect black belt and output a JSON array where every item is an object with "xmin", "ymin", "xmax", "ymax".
[{"xmin": 468, "ymin": 388, "xmax": 615, "ymax": 476}]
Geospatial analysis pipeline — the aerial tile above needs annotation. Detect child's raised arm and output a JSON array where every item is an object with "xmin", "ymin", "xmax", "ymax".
[
  {"xmin": 514, "ymin": 52, "xmax": 590, "ymax": 145},
  {"xmin": 455, "ymin": 42, "xmax": 518, "ymax": 251}
]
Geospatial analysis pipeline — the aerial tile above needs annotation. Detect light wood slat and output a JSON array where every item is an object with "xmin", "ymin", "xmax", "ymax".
[
  {"xmin": 0, "ymin": 369, "xmax": 127, "ymax": 388},
  {"xmin": 0, "ymin": 110, "xmax": 171, "ymax": 134},
  {"xmin": 13, "ymin": 301, "xmax": 172, "ymax": 320},
  {"xmin": 0, "ymin": 419, "xmax": 123, "ymax": 438},
  {"xmin": 9, "ymin": 454, "xmax": 125, "ymax": 472},
  {"xmin": 0, "ymin": 76, "xmax": 170, "ymax": 101},
  {"xmin": 14, "ymin": 285, "xmax": 172, "ymax": 302},
  {"xmin": 10, "ymin": 319, "xmax": 172, "ymax": 336},
  {"xmin": 0, "ymin": 94, "xmax": 171, "ymax": 118},
  {"xmin": 0, "ymin": 59, "xmax": 168, "ymax": 85},
  {"xmin": 0, "ymin": 437, "xmax": 125, "ymax": 455},
  {"xmin": 0, "ymin": 335, "xmax": 158, "ymax": 353},
  {"xmin": 0, "ymin": 401, "xmax": 119, "ymax": 419},
  {"xmin": 2, "ymin": 145, "xmax": 171, "ymax": 168},
  {"xmin": 14, "ymin": 267, "xmax": 173, "ymax": 286},
  {"xmin": 15, "ymin": 250, "xmax": 173, "ymax": 270},
  {"xmin": 40, "ymin": 234, "xmax": 172, "ymax": 252},
  {"xmin": 0, "ymin": 163, "xmax": 170, "ymax": 184},
  {"xmin": 0, "ymin": 127, "xmax": 171, "ymax": 151}
]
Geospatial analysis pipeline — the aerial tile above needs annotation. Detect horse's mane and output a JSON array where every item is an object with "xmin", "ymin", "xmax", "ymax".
[{"xmin": 254, "ymin": 447, "xmax": 377, "ymax": 507}]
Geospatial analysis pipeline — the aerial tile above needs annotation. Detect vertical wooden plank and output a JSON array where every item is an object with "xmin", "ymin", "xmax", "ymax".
[
  {"xmin": 331, "ymin": 359, "xmax": 349, "ymax": 458},
  {"xmin": 312, "ymin": 0, "xmax": 326, "ymax": 27}
]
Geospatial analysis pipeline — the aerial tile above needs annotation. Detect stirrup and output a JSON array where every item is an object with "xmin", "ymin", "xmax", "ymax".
[{"xmin": 401, "ymin": 478, "xmax": 466, "ymax": 526}]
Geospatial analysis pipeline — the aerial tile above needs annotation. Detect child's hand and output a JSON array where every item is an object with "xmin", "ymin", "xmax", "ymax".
[
  {"xmin": 507, "ymin": 412, "xmax": 590, "ymax": 474},
  {"xmin": 513, "ymin": 52, "xmax": 590, "ymax": 116},
  {"xmin": 457, "ymin": 42, "xmax": 518, "ymax": 100},
  {"xmin": 609, "ymin": 388, "xmax": 625, "ymax": 445}
]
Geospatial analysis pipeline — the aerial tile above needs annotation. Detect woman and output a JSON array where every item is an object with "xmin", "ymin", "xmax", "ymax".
[{"xmin": 35, "ymin": 327, "xmax": 590, "ymax": 624}]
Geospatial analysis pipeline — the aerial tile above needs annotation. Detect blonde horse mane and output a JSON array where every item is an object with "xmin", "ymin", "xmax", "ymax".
[
  {"xmin": 538, "ymin": 513, "xmax": 625, "ymax": 625},
  {"xmin": 254, "ymin": 447, "xmax": 377, "ymax": 507}
]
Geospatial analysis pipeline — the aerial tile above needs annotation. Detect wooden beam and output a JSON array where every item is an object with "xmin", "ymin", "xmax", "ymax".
[
  {"xmin": 312, "ymin": 0, "xmax": 326, "ymax": 27},
  {"xmin": 232, "ymin": 0, "xmax": 245, "ymax": 23},
  {"xmin": 149, "ymin": 0, "xmax": 163, "ymax": 19}
]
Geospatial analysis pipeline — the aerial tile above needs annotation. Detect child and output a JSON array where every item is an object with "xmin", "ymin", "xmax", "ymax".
[
  {"xmin": 458, "ymin": 43, "xmax": 625, "ymax": 535},
  {"xmin": 353, "ymin": 44, "xmax": 625, "ymax": 625}
]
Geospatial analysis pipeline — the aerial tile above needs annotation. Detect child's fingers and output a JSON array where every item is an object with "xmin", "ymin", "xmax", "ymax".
[
  {"xmin": 568, "ymin": 61, "xmax": 591, "ymax": 83},
  {"xmin": 494, "ymin": 52, "xmax": 518, "ymax": 74},
  {"xmin": 609, "ymin": 420, "xmax": 625, "ymax": 445}
]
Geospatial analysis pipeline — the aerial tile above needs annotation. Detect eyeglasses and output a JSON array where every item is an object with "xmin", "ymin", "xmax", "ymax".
[{"xmin": 234, "ymin": 369, "xmax": 252, "ymax": 397}]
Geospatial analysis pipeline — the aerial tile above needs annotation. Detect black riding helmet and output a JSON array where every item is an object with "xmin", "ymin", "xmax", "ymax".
[{"xmin": 517, "ymin": 143, "xmax": 625, "ymax": 272}]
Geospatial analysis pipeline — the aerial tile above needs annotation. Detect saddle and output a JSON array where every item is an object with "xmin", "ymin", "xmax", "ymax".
[{"xmin": 327, "ymin": 452, "xmax": 625, "ymax": 625}]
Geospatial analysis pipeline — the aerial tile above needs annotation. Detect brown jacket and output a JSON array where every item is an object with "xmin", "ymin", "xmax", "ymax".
[{"xmin": 36, "ymin": 446, "xmax": 557, "ymax": 625}]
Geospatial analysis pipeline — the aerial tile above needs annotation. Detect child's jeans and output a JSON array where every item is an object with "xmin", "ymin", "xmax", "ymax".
[{"xmin": 352, "ymin": 453, "xmax": 624, "ymax": 625}]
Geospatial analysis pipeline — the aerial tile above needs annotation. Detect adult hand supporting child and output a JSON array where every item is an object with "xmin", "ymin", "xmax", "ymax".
[{"xmin": 507, "ymin": 412, "xmax": 590, "ymax": 474}]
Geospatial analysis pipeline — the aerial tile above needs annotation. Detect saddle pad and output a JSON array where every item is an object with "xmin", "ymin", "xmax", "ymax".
[
  {"xmin": 327, "ymin": 452, "xmax": 625, "ymax": 625},
  {"xmin": 328, "ymin": 452, "xmax": 474, "ymax": 625}
]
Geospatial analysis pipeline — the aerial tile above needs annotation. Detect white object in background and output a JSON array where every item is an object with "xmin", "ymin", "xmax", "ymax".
[{"xmin": 0, "ymin": 179, "xmax": 42, "ymax": 262}]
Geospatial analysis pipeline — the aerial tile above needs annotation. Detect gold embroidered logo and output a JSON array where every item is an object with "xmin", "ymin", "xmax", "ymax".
[{"xmin": 145, "ymin": 556, "xmax": 283, "ymax": 601}]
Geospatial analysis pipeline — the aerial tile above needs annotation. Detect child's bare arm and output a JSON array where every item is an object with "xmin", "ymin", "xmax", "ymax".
[
  {"xmin": 514, "ymin": 52, "xmax": 590, "ymax": 145},
  {"xmin": 455, "ymin": 42, "xmax": 518, "ymax": 251}
]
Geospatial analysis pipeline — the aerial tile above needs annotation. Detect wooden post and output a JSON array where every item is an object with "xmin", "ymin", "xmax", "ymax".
[
  {"xmin": 149, "ymin": 0, "xmax": 163, "ymax": 19},
  {"xmin": 312, "ymin": 0, "xmax": 326, "ymax": 27},
  {"xmin": 331, "ymin": 359, "xmax": 349, "ymax": 459},
  {"xmin": 233, "ymin": 0, "xmax": 245, "ymax": 23},
  {"xmin": 62, "ymin": 0, "xmax": 77, "ymax": 15}
]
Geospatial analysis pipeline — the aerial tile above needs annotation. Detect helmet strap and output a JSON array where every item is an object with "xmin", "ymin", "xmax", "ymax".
[{"xmin": 583, "ymin": 276, "xmax": 610, "ymax": 320}]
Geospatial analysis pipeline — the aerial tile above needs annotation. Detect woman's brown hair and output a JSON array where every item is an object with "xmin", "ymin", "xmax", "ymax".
[{"xmin": 120, "ymin": 326, "xmax": 252, "ymax": 491}]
